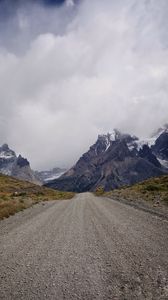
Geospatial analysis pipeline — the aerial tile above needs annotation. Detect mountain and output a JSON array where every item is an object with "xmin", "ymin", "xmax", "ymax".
[
  {"xmin": 45, "ymin": 127, "xmax": 168, "ymax": 192},
  {"xmin": 35, "ymin": 167, "xmax": 67, "ymax": 183},
  {"xmin": 151, "ymin": 124, "xmax": 168, "ymax": 168},
  {"xmin": 131, "ymin": 123, "xmax": 168, "ymax": 168},
  {"xmin": 0, "ymin": 143, "xmax": 16, "ymax": 175},
  {"xmin": 0, "ymin": 144, "xmax": 40, "ymax": 184}
]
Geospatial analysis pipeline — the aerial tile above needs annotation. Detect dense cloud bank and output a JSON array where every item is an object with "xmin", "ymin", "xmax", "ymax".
[{"xmin": 0, "ymin": 0, "xmax": 168, "ymax": 170}]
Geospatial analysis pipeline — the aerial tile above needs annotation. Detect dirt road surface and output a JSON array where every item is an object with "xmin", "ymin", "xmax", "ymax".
[{"xmin": 0, "ymin": 193, "xmax": 168, "ymax": 299}]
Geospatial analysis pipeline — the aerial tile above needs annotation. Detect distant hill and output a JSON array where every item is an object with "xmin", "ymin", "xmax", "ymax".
[
  {"xmin": 35, "ymin": 167, "xmax": 67, "ymax": 183},
  {"xmin": 0, "ymin": 174, "xmax": 74, "ymax": 219}
]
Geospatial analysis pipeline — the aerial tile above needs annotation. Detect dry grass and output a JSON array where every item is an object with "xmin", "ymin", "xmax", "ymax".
[
  {"xmin": 0, "ymin": 174, "xmax": 75, "ymax": 220},
  {"xmin": 102, "ymin": 175, "xmax": 168, "ymax": 207},
  {"xmin": 94, "ymin": 186, "xmax": 105, "ymax": 196}
]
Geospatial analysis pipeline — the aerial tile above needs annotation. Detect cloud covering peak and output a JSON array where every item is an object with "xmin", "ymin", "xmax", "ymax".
[{"xmin": 0, "ymin": 0, "xmax": 168, "ymax": 170}]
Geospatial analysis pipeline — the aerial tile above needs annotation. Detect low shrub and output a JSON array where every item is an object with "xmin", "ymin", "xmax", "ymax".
[
  {"xmin": 95, "ymin": 186, "xmax": 105, "ymax": 196},
  {"xmin": 144, "ymin": 185, "xmax": 160, "ymax": 192}
]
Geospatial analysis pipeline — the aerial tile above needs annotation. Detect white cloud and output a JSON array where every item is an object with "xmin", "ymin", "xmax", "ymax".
[
  {"xmin": 66, "ymin": 0, "xmax": 74, "ymax": 7},
  {"xmin": 0, "ymin": 0, "xmax": 168, "ymax": 170}
]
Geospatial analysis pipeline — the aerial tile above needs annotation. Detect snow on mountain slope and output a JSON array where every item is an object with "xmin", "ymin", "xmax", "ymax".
[
  {"xmin": 128, "ymin": 124, "xmax": 168, "ymax": 152},
  {"xmin": 0, "ymin": 152, "xmax": 14, "ymax": 159},
  {"xmin": 44, "ymin": 172, "xmax": 65, "ymax": 182},
  {"xmin": 135, "ymin": 137, "xmax": 156, "ymax": 150},
  {"xmin": 158, "ymin": 158, "xmax": 168, "ymax": 168},
  {"xmin": 35, "ymin": 168, "xmax": 67, "ymax": 183}
]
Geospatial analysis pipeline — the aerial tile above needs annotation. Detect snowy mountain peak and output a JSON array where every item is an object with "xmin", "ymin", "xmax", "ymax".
[
  {"xmin": 46, "ymin": 125, "xmax": 167, "ymax": 193},
  {"xmin": 97, "ymin": 129, "xmax": 138, "ymax": 153},
  {"xmin": 0, "ymin": 143, "xmax": 40, "ymax": 184},
  {"xmin": 98, "ymin": 129, "xmax": 120, "ymax": 142},
  {"xmin": 97, "ymin": 130, "xmax": 119, "ymax": 152},
  {"xmin": 0, "ymin": 143, "xmax": 16, "ymax": 160}
]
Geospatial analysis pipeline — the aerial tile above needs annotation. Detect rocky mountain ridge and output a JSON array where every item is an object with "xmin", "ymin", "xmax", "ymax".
[
  {"xmin": 0, "ymin": 144, "xmax": 40, "ymax": 184},
  {"xmin": 46, "ymin": 125, "xmax": 168, "ymax": 192},
  {"xmin": 0, "ymin": 143, "xmax": 66, "ymax": 185}
]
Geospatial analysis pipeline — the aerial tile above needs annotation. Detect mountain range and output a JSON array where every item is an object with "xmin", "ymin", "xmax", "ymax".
[
  {"xmin": 45, "ymin": 124, "xmax": 168, "ymax": 192},
  {"xmin": 0, "ymin": 144, "xmax": 40, "ymax": 184},
  {"xmin": 0, "ymin": 144, "xmax": 65, "ymax": 184},
  {"xmin": 1, "ymin": 124, "xmax": 168, "ymax": 191}
]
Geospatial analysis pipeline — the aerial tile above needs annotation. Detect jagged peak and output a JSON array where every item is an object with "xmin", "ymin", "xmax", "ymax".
[
  {"xmin": 97, "ymin": 130, "xmax": 119, "ymax": 153},
  {"xmin": 96, "ymin": 129, "xmax": 138, "ymax": 154},
  {"xmin": 98, "ymin": 129, "xmax": 137, "ymax": 144},
  {"xmin": 0, "ymin": 143, "xmax": 16, "ymax": 159},
  {"xmin": 0, "ymin": 143, "xmax": 11, "ymax": 151},
  {"xmin": 16, "ymin": 155, "xmax": 29, "ymax": 167},
  {"xmin": 98, "ymin": 129, "xmax": 120, "ymax": 143}
]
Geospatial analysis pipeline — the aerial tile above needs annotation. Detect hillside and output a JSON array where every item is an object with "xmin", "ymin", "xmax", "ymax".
[
  {"xmin": 0, "ymin": 174, "xmax": 74, "ymax": 219},
  {"xmin": 102, "ymin": 175, "xmax": 168, "ymax": 212}
]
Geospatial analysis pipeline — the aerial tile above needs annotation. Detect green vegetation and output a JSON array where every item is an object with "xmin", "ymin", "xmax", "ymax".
[
  {"xmin": 103, "ymin": 175, "xmax": 168, "ymax": 206},
  {"xmin": 95, "ymin": 186, "xmax": 105, "ymax": 196},
  {"xmin": 0, "ymin": 174, "xmax": 75, "ymax": 220}
]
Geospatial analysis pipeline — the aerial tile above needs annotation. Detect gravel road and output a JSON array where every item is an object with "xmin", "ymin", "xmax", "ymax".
[{"xmin": 0, "ymin": 193, "xmax": 168, "ymax": 300}]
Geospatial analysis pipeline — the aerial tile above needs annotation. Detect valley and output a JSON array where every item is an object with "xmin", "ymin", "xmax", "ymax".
[
  {"xmin": 0, "ymin": 124, "xmax": 168, "ymax": 299},
  {"xmin": 0, "ymin": 1, "xmax": 168, "ymax": 299}
]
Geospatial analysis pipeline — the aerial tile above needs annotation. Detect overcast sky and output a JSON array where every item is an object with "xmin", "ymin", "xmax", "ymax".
[{"xmin": 0, "ymin": 0, "xmax": 168, "ymax": 170}]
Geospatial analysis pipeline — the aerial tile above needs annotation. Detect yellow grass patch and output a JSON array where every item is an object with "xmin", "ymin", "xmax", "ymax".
[{"xmin": 0, "ymin": 174, "xmax": 75, "ymax": 219}]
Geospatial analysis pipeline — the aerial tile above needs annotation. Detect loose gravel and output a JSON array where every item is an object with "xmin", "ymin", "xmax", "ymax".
[{"xmin": 0, "ymin": 193, "xmax": 168, "ymax": 300}]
